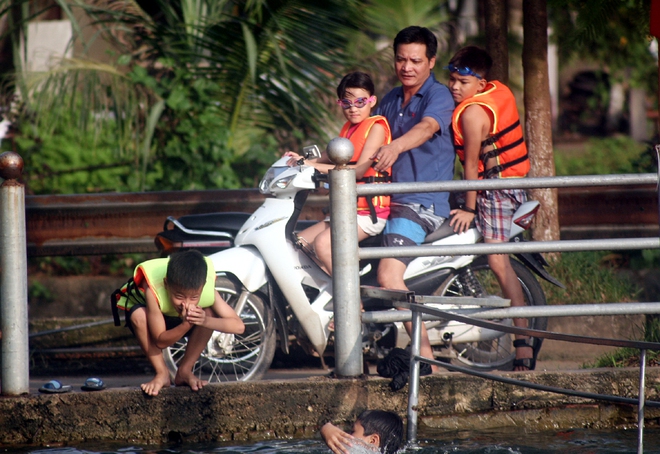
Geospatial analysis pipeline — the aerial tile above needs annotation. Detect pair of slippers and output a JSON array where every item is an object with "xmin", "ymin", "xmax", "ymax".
[{"xmin": 38, "ymin": 378, "xmax": 106, "ymax": 394}]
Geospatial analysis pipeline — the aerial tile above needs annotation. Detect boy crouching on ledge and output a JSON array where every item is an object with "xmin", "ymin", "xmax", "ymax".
[{"xmin": 113, "ymin": 250, "xmax": 244, "ymax": 396}]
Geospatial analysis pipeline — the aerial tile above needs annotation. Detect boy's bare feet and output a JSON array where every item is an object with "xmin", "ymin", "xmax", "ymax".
[
  {"xmin": 141, "ymin": 372, "xmax": 171, "ymax": 396},
  {"xmin": 174, "ymin": 370, "xmax": 208, "ymax": 391}
]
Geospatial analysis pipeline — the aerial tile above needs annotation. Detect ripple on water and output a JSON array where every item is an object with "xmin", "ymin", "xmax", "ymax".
[{"xmin": 11, "ymin": 428, "xmax": 660, "ymax": 454}]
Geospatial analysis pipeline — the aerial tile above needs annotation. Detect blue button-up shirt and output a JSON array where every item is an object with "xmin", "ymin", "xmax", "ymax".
[{"xmin": 375, "ymin": 72, "xmax": 455, "ymax": 217}]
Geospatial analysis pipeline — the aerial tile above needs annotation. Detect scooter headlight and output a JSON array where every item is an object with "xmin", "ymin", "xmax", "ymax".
[
  {"xmin": 259, "ymin": 168, "xmax": 275, "ymax": 194},
  {"xmin": 259, "ymin": 166, "xmax": 295, "ymax": 193},
  {"xmin": 273, "ymin": 174, "xmax": 295, "ymax": 189}
]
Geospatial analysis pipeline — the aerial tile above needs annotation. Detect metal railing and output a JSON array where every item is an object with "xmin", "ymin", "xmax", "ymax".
[
  {"xmin": 325, "ymin": 141, "xmax": 660, "ymax": 453},
  {"xmin": 398, "ymin": 299, "xmax": 660, "ymax": 451},
  {"xmin": 329, "ymin": 167, "xmax": 660, "ymax": 376}
]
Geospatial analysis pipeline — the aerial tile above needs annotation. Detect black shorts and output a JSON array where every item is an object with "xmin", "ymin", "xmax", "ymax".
[{"xmin": 126, "ymin": 303, "xmax": 194, "ymax": 338}]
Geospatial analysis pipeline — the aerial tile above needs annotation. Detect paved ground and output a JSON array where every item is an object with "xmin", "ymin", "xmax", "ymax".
[{"xmin": 25, "ymin": 359, "xmax": 585, "ymax": 396}]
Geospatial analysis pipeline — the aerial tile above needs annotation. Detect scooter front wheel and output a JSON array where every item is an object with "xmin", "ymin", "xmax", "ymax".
[
  {"xmin": 163, "ymin": 276, "xmax": 276, "ymax": 382},
  {"xmin": 433, "ymin": 256, "xmax": 547, "ymax": 371}
]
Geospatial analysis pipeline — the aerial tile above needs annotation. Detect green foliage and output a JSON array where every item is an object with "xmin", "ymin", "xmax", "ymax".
[
  {"xmin": 542, "ymin": 251, "xmax": 641, "ymax": 306},
  {"xmin": 128, "ymin": 64, "xmax": 239, "ymax": 190},
  {"xmin": 28, "ymin": 253, "xmax": 157, "ymax": 280},
  {"xmin": 0, "ymin": 0, "xmax": 365, "ymax": 193},
  {"xmin": 12, "ymin": 111, "xmax": 141, "ymax": 195},
  {"xmin": 549, "ymin": 0, "xmax": 656, "ymax": 92},
  {"xmin": 554, "ymin": 136, "xmax": 648, "ymax": 176},
  {"xmin": 627, "ymin": 249, "xmax": 660, "ymax": 269},
  {"xmin": 31, "ymin": 256, "xmax": 92, "ymax": 276},
  {"xmin": 28, "ymin": 281, "xmax": 54, "ymax": 304},
  {"xmin": 102, "ymin": 253, "xmax": 158, "ymax": 277},
  {"xmin": 588, "ymin": 316, "xmax": 660, "ymax": 368}
]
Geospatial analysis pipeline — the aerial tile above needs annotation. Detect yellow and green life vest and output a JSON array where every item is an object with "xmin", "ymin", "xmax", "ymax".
[{"xmin": 111, "ymin": 256, "xmax": 216, "ymax": 324}]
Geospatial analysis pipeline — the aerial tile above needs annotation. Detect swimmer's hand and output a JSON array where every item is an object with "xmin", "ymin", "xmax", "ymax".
[{"xmin": 320, "ymin": 422, "xmax": 355, "ymax": 454}]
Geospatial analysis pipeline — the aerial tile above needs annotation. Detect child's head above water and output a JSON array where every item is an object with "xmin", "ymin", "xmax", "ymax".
[
  {"xmin": 353, "ymin": 410, "xmax": 404, "ymax": 454},
  {"xmin": 335, "ymin": 72, "xmax": 378, "ymax": 125}
]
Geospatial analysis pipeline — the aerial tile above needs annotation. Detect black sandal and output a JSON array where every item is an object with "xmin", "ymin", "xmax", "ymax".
[{"xmin": 512, "ymin": 338, "xmax": 540, "ymax": 371}]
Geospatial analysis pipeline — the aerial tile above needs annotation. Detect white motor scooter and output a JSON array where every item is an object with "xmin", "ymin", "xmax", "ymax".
[{"xmin": 162, "ymin": 143, "xmax": 563, "ymax": 382}]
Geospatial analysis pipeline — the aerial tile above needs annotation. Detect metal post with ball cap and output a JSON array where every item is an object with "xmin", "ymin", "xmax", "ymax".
[
  {"xmin": 0, "ymin": 152, "xmax": 29, "ymax": 395},
  {"xmin": 327, "ymin": 137, "xmax": 363, "ymax": 377}
]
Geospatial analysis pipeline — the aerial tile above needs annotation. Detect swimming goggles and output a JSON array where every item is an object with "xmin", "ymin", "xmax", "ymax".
[
  {"xmin": 336, "ymin": 96, "xmax": 375, "ymax": 109},
  {"xmin": 444, "ymin": 64, "xmax": 483, "ymax": 79}
]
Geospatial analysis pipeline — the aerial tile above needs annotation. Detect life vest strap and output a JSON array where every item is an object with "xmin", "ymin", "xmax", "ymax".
[
  {"xmin": 110, "ymin": 277, "xmax": 146, "ymax": 327},
  {"xmin": 481, "ymin": 119, "xmax": 521, "ymax": 147},
  {"xmin": 481, "ymin": 136, "xmax": 526, "ymax": 162},
  {"xmin": 482, "ymin": 152, "xmax": 529, "ymax": 179},
  {"xmin": 358, "ymin": 175, "xmax": 392, "ymax": 183}
]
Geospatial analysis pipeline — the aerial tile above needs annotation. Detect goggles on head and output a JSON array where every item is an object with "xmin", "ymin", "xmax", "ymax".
[{"xmin": 445, "ymin": 64, "xmax": 483, "ymax": 79}]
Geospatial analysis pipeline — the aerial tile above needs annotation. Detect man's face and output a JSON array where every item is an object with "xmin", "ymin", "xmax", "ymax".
[
  {"xmin": 395, "ymin": 42, "xmax": 435, "ymax": 91},
  {"xmin": 448, "ymin": 71, "xmax": 486, "ymax": 104}
]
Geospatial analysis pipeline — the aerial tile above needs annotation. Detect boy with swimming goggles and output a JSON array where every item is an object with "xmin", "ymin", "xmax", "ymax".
[
  {"xmin": 285, "ymin": 71, "xmax": 392, "ymax": 276},
  {"xmin": 446, "ymin": 46, "xmax": 536, "ymax": 371}
]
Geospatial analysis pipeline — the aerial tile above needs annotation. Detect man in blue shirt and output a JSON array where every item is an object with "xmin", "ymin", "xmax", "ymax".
[{"xmin": 372, "ymin": 26, "xmax": 455, "ymax": 370}]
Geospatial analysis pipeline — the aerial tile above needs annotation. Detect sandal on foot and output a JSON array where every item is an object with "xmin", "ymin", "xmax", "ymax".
[{"xmin": 513, "ymin": 338, "xmax": 540, "ymax": 371}]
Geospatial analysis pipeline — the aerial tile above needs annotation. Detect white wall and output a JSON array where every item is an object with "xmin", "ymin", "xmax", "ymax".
[{"xmin": 21, "ymin": 19, "xmax": 72, "ymax": 72}]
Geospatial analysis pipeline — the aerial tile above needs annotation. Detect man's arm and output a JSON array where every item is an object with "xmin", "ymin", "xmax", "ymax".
[{"xmin": 371, "ymin": 116, "xmax": 439, "ymax": 172}]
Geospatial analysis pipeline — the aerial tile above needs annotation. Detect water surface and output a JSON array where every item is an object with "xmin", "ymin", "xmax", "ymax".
[{"xmin": 9, "ymin": 428, "xmax": 660, "ymax": 454}]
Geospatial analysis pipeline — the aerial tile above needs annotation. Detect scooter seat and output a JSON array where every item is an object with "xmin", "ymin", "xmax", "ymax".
[
  {"xmin": 423, "ymin": 215, "xmax": 476, "ymax": 244},
  {"xmin": 167, "ymin": 212, "xmax": 251, "ymax": 232}
]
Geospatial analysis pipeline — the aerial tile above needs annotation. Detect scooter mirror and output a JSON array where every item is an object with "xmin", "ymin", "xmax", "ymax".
[{"xmin": 302, "ymin": 144, "xmax": 321, "ymax": 160}]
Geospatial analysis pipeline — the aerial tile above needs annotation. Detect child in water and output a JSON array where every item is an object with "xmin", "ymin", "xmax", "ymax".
[{"xmin": 320, "ymin": 410, "xmax": 404, "ymax": 454}]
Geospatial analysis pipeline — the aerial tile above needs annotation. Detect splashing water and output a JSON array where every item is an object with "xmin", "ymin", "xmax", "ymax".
[{"xmin": 11, "ymin": 428, "xmax": 660, "ymax": 454}]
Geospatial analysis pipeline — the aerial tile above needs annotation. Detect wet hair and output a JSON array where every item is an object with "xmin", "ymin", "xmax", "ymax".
[
  {"xmin": 166, "ymin": 250, "xmax": 207, "ymax": 290},
  {"xmin": 336, "ymin": 72, "xmax": 375, "ymax": 99},
  {"xmin": 393, "ymin": 26, "xmax": 437, "ymax": 60},
  {"xmin": 356, "ymin": 410, "xmax": 404, "ymax": 454},
  {"xmin": 448, "ymin": 46, "xmax": 493, "ymax": 80}
]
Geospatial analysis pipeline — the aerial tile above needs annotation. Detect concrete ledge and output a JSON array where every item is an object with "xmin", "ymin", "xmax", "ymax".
[{"xmin": 1, "ymin": 368, "xmax": 660, "ymax": 447}]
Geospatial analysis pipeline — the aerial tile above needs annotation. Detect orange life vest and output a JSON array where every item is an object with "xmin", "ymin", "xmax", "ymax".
[
  {"xmin": 339, "ymin": 115, "xmax": 392, "ymax": 220},
  {"xmin": 452, "ymin": 81, "xmax": 530, "ymax": 179}
]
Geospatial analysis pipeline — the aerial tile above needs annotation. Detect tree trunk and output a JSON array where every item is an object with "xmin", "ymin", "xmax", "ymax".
[
  {"xmin": 484, "ymin": 0, "xmax": 509, "ymax": 84},
  {"xmin": 522, "ymin": 0, "xmax": 560, "ymax": 246}
]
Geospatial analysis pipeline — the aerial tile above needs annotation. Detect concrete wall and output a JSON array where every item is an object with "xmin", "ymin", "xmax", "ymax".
[{"xmin": 1, "ymin": 368, "xmax": 658, "ymax": 446}]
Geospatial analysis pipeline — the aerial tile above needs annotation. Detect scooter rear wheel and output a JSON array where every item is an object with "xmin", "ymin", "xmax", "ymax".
[
  {"xmin": 163, "ymin": 276, "xmax": 276, "ymax": 382},
  {"xmin": 434, "ymin": 256, "xmax": 547, "ymax": 371}
]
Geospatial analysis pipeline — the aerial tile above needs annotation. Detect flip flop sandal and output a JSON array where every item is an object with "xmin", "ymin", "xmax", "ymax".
[
  {"xmin": 81, "ymin": 377, "xmax": 106, "ymax": 392},
  {"xmin": 39, "ymin": 379, "xmax": 72, "ymax": 394},
  {"xmin": 512, "ymin": 338, "xmax": 541, "ymax": 371}
]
